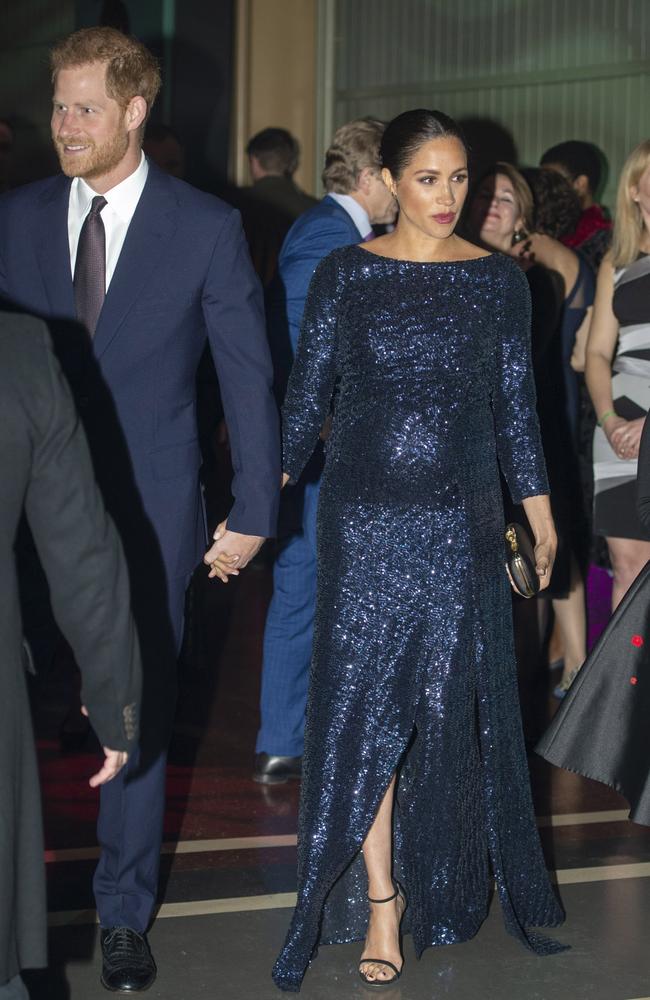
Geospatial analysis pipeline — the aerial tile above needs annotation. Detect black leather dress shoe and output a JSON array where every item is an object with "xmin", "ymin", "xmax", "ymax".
[
  {"xmin": 253, "ymin": 752, "xmax": 302, "ymax": 784},
  {"xmin": 100, "ymin": 927, "xmax": 156, "ymax": 992}
]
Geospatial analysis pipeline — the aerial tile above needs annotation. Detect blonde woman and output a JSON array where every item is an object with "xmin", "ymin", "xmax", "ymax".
[{"xmin": 586, "ymin": 140, "xmax": 650, "ymax": 609}]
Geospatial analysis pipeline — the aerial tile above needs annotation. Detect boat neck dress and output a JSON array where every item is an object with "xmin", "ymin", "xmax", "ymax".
[{"xmin": 273, "ymin": 244, "xmax": 566, "ymax": 992}]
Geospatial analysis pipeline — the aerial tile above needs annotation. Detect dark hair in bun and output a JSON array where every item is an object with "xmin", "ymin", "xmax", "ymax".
[{"xmin": 380, "ymin": 109, "xmax": 467, "ymax": 180}]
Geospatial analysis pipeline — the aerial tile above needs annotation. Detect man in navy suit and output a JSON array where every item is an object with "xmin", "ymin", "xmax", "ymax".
[
  {"xmin": 253, "ymin": 119, "xmax": 396, "ymax": 784},
  {"xmin": 0, "ymin": 27, "xmax": 279, "ymax": 992}
]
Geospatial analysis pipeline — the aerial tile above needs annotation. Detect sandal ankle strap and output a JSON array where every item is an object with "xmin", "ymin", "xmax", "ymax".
[{"xmin": 367, "ymin": 889, "xmax": 398, "ymax": 904}]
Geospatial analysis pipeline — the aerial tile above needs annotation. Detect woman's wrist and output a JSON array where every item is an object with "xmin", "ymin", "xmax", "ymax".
[
  {"xmin": 534, "ymin": 527, "xmax": 557, "ymax": 547},
  {"xmin": 529, "ymin": 517, "xmax": 556, "ymax": 542},
  {"xmin": 597, "ymin": 408, "xmax": 617, "ymax": 427},
  {"xmin": 521, "ymin": 496, "xmax": 555, "ymax": 544}
]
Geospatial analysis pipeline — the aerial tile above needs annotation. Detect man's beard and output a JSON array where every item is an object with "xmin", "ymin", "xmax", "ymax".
[{"xmin": 54, "ymin": 126, "xmax": 130, "ymax": 181}]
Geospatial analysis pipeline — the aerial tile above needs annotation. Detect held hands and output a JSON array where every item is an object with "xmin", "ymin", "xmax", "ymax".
[
  {"xmin": 80, "ymin": 707, "xmax": 128, "ymax": 787},
  {"xmin": 204, "ymin": 520, "xmax": 266, "ymax": 583},
  {"xmin": 606, "ymin": 415, "xmax": 645, "ymax": 460},
  {"xmin": 206, "ymin": 477, "xmax": 288, "ymax": 583}
]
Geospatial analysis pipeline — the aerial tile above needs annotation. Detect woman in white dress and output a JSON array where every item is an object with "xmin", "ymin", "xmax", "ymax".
[{"xmin": 586, "ymin": 139, "xmax": 650, "ymax": 609}]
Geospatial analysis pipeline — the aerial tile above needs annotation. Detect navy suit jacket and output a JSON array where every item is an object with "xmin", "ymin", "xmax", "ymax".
[
  {"xmin": 266, "ymin": 196, "xmax": 362, "ymax": 534},
  {"xmin": 267, "ymin": 195, "xmax": 362, "ymax": 406},
  {"xmin": 0, "ymin": 162, "xmax": 280, "ymax": 583},
  {"xmin": 278, "ymin": 194, "xmax": 363, "ymax": 352}
]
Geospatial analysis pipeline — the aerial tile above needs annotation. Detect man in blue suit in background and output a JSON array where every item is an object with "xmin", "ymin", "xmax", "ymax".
[
  {"xmin": 0, "ymin": 27, "xmax": 279, "ymax": 992},
  {"xmin": 254, "ymin": 119, "xmax": 396, "ymax": 784}
]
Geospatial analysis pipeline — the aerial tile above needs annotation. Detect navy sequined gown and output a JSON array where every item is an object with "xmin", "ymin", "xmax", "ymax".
[{"xmin": 273, "ymin": 245, "xmax": 565, "ymax": 992}]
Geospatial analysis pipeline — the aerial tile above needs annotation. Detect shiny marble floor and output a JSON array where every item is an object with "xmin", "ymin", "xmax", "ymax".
[{"xmin": 28, "ymin": 564, "xmax": 650, "ymax": 1000}]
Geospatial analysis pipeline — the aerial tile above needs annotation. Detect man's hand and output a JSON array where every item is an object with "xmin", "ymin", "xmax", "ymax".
[
  {"xmin": 80, "ymin": 706, "xmax": 129, "ymax": 786},
  {"xmin": 89, "ymin": 748, "xmax": 129, "ymax": 788},
  {"xmin": 204, "ymin": 520, "xmax": 265, "ymax": 581}
]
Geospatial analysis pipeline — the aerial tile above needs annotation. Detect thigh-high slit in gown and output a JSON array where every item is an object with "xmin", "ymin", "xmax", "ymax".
[{"xmin": 273, "ymin": 246, "xmax": 566, "ymax": 992}]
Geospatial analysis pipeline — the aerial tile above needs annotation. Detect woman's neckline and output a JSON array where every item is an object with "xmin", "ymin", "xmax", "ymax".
[{"xmin": 351, "ymin": 243, "xmax": 494, "ymax": 266}]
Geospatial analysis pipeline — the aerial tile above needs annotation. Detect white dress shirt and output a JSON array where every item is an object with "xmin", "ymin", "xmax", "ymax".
[
  {"xmin": 327, "ymin": 192, "xmax": 371, "ymax": 239},
  {"xmin": 67, "ymin": 152, "xmax": 149, "ymax": 290}
]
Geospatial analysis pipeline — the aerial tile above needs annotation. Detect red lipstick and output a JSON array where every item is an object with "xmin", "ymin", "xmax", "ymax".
[{"xmin": 432, "ymin": 213, "xmax": 455, "ymax": 224}]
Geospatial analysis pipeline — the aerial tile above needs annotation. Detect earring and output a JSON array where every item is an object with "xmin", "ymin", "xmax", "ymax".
[{"xmin": 512, "ymin": 228, "xmax": 528, "ymax": 245}]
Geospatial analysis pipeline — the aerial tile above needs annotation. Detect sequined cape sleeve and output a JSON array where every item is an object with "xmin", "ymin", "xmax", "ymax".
[
  {"xmin": 491, "ymin": 259, "xmax": 549, "ymax": 504},
  {"xmin": 281, "ymin": 251, "xmax": 341, "ymax": 483}
]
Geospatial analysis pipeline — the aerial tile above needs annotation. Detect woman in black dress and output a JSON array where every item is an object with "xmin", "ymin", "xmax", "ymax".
[
  {"xmin": 261, "ymin": 111, "xmax": 563, "ymax": 992},
  {"xmin": 468, "ymin": 164, "xmax": 590, "ymax": 699},
  {"xmin": 520, "ymin": 167, "xmax": 595, "ymax": 695}
]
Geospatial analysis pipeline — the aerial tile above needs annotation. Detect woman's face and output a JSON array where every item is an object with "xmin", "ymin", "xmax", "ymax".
[
  {"xmin": 383, "ymin": 136, "xmax": 468, "ymax": 239},
  {"xmin": 470, "ymin": 173, "xmax": 524, "ymax": 249}
]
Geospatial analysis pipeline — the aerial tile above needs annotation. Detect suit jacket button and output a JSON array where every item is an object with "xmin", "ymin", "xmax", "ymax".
[{"xmin": 123, "ymin": 702, "xmax": 137, "ymax": 741}]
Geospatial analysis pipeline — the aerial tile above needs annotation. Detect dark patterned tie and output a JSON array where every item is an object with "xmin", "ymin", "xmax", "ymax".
[{"xmin": 74, "ymin": 195, "xmax": 107, "ymax": 336}]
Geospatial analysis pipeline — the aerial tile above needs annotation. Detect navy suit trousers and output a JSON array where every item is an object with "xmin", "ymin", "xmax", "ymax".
[{"xmin": 93, "ymin": 571, "xmax": 189, "ymax": 932}]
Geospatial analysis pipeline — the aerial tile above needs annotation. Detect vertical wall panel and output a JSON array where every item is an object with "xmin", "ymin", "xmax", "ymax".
[
  {"xmin": 233, "ymin": 0, "xmax": 317, "ymax": 190},
  {"xmin": 328, "ymin": 0, "xmax": 650, "ymax": 209}
]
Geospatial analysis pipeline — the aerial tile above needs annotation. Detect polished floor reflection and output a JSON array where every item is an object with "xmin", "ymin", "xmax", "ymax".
[{"xmin": 28, "ymin": 564, "xmax": 650, "ymax": 999}]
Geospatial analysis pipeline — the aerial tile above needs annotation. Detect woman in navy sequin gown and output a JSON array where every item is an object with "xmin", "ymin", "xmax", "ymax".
[{"xmin": 272, "ymin": 111, "xmax": 565, "ymax": 993}]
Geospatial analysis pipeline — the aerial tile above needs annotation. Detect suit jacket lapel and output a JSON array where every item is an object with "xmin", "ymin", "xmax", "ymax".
[
  {"xmin": 93, "ymin": 165, "xmax": 179, "ymax": 359},
  {"xmin": 34, "ymin": 176, "xmax": 76, "ymax": 318}
]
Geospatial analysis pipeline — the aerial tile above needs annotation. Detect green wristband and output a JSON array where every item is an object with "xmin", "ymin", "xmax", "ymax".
[{"xmin": 597, "ymin": 409, "xmax": 616, "ymax": 427}]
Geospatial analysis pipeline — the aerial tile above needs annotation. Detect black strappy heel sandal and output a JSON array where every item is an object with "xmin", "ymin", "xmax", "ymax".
[{"xmin": 358, "ymin": 883, "xmax": 407, "ymax": 988}]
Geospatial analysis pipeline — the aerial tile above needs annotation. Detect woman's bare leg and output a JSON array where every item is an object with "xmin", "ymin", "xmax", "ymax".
[
  {"xmin": 607, "ymin": 537, "xmax": 650, "ymax": 609},
  {"xmin": 359, "ymin": 775, "xmax": 405, "ymax": 982},
  {"xmin": 547, "ymin": 616, "xmax": 564, "ymax": 667},
  {"xmin": 552, "ymin": 560, "xmax": 587, "ymax": 687}
]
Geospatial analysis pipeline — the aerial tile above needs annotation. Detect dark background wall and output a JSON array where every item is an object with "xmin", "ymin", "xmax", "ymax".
[
  {"xmin": 170, "ymin": 1, "xmax": 235, "ymax": 193},
  {"xmin": 0, "ymin": 0, "xmax": 234, "ymax": 193},
  {"xmin": 331, "ymin": 0, "xmax": 650, "ymax": 212}
]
